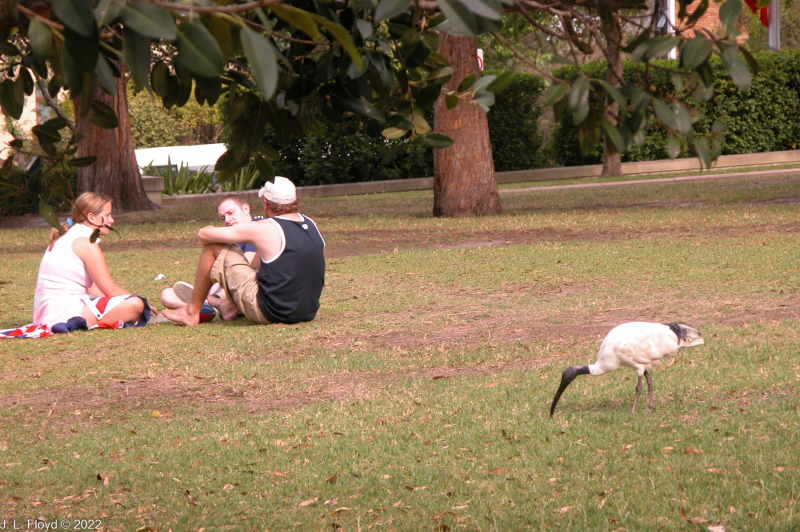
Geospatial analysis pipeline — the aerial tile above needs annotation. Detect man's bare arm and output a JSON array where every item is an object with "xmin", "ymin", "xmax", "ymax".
[{"xmin": 197, "ymin": 224, "xmax": 251, "ymax": 246}]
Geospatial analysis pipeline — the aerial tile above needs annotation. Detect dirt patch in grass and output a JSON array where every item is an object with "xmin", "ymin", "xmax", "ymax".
[
  {"xmin": 2, "ymin": 298, "xmax": 796, "ymax": 425},
  {"xmin": 0, "ymin": 356, "xmax": 561, "ymax": 427},
  {"xmin": 7, "ymin": 210, "xmax": 799, "ymax": 257},
  {"xmin": 324, "ymin": 221, "xmax": 800, "ymax": 258}
]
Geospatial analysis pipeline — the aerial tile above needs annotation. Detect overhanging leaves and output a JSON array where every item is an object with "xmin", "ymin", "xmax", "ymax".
[
  {"xmin": 486, "ymin": 70, "xmax": 516, "ymax": 92},
  {"xmin": 28, "ymin": 18, "xmax": 52, "ymax": 65},
  {"xmin": 176, "ymin": 22, "xmax": 224, "ymax": 78},
  {"xmin": 673, "ymin": 102, "xmax": 692, "ymax": 135},
  {"xmin": 0, "ymin": 79, "xmax": 24, "ymax": 120},
  {"xmin": 599, "ymin": 80, "xmax": 627, "ymax": 114},
  {"xmin": 94, "ymin": 0, "xmax": 124, "ymax": 26},
  {"xmin": 240, "ymin": 28, "xmax": 278, "ymax": 100},
  {"xmin": 121, "ymin": 2, "xmax": 176, "ymax": 41},
  {"xmin": 52, "ymin": 0, "xmax": 96, "ymax": 37},
  {"xmin": 123, "ymin": 27, "xmax": 151, "ymax": 90},
  {"xmin": 151, "ymin": 61, "xmax": 171, "ymax": 97},
  {"xmin": 601, "ymin": 119, "xmax": 625, "ymax": 152},
  {"xmin": 666, "ymin": 134, "xmax": 681, "ymax": 159},
  {"xmin": 414, "ymin": 132, "xmax": 454, "ymax": 148},
  {"xmin": 459, "ymin": 0, "xmax": 504, "ymax": 21},
  {"xmin": 95, "ymin": 55, "xmax": 117, "ymax": 96},
  {"xmin": 652, "ymin": 98, "xmax": 677, "ymax": 130},
  {"xmin": 645, "ymin": 36, "xmax": 681, "ymax": 60},
  {"xmin": 681, "ymin": 37, "xmax": 712, "ymax": 70},
  {"xmin": 90, "ymin": 100, "xmax": 119, "ymax": 129},
  {"xmin": 543, "ymin": 82, "xmax": 569, "ymax": 107},
  {"xmin": 38, "ymin": 197, "xmax": 63, "ymax": 232},
  {"xmin": 375, "ymin": 0, "xmax": 413, "ymax": 23},
  {"xmin": 32, "ymin": 123, "xmax": 62, "ymax": 147},
  {"xmin": 719, "ymin": 0, "xmax": 743, "ymax": 31},
  {"xmin": 270, "ymin": 4, "xmax": 322, "ymax": 41},
  {"xmin": 693, "ymin": 136, "xmax": 712, "ymax": 168},
  {"xmin": 686, "ymin": 0, "xmax": 709, "ymax": 25},
  {"xmin": 578, "ymin": 112, "xmax": 602, "ymax": 156},
  {"xmin": 381, "ymin": 127, "xmax": 407, "ymax": 139},
  {"xmin": 436, "ymin": 0, "xmax": 478, "ymax": 36},
  {"xmin": 720, "ymin": 44, "xmax": 751, "ymax": 92},
  {"xmin": 569, "ymin": 76, "xmax": 590, "ymax": 125},
  {"xmin": 69, "ymin": 155, "xmax": 98, "ymax": 167},
  {"xmin": 312, "ymin": 15, "xmax": 363, "ymax": 71}
]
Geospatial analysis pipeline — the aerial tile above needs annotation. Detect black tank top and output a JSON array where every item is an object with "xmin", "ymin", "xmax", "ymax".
[{"xmin": 256, "ymin": 215, "xmax": 325, "ymax": 324}]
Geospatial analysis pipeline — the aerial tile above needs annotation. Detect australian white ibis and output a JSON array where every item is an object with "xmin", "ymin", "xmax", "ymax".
[{"xmin": 549, "ymin": 322, "xmax": 704, "ymax": 416}]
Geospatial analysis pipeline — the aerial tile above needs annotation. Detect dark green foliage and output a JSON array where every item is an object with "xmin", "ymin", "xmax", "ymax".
[
  {"xmin": 239, "ymin": 71, "xmax": 547, "ymax": 185},
  {"xmin": 551, "ymin": 50, "xmax": 800, "ymax": 166},
  {"xmin": 484, "ymin": 69, "xmax": 547, "ymax": 171},
  {"xmin": 0, "ymin": 164, "xmax": 76, "ymax": 219},
  {"xmin": 263, "ymin": 114, "xmax": 434, "ymax": 187}
]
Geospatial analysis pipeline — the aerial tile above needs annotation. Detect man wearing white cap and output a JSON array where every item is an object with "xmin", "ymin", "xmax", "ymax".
[{"xmin": 163, "ymin": 176, "xmax": 326, "ymax": 326}]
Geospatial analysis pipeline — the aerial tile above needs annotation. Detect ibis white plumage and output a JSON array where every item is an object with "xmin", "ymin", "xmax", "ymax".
[{"xmin": 549, "ymin": 322, "xmax": 704, "ymax": 416}]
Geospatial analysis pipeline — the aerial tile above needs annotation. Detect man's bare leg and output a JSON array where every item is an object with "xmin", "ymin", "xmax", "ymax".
[
  {"xmin": 207, "ymin": 290, "xmax": 240, "ymax": 321},
  {"xmin": 163, "ymin": 244, "xmax": 223, "ymax": 326}
]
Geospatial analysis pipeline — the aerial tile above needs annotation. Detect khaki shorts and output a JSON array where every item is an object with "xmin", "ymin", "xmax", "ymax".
[{"xmin": 209, "ymin": 244, "xmax": 270, "ymax": 324}]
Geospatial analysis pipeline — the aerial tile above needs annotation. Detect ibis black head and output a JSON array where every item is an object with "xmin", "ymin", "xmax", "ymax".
[
  {"xmin": 664, "ymin": 323, "xmax": 704, "ymax": 348},
  {"xmin": 549, "ymin": 365, "xmax": 590, "ymax": 417}
]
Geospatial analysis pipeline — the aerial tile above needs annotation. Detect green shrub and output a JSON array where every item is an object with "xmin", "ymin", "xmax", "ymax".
[
  {"xmin": 0, "ymin": 165, "xmax": 36, "ymax": 218},
  {"xmin": 128, "ymin": 83, "xmax": 223, "ymax": 149},
  {"xmin": 0, "ymin": 161, "xmax": 76, "ymax": 219},
  {"xmin": 222, "ymin": 71, "xmax": 547, "ymax": 185},
  {"xmin": 217, "ymin": 164, "xmax": 265, "ymax": 192},
  {"xmin": 551, "ymin": 50, "xmax": 800, "ymax": 166},
  {"xmin": 260, "ymin": 116, "xmax": 433, "ymax": 187},
  {"xmin": 144, "ymin": 160, "xmax": 217, "ymax": 196},
  {"xmin": 484, "ymin": 69, "xmax": 548, "ymax": 171}
]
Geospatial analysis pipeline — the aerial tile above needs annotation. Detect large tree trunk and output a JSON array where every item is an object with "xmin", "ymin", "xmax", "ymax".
[
  {"xmin": 433, "ymin": 34, "xmax": 502, "ymax": 217},
  {"xmin": 600, "ymin": 7, "xmax": 623, "ymax": 177},
  {"xmin": 74, "ymin": 67, "xmax": 154, "ymax": 212}
]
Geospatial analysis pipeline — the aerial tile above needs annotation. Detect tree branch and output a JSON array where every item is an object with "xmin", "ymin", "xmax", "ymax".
[
  {"xmin": 490, "ymin": 32, "xmax": 559, "ymax": 82},
  {"xmin": 146, "ymin": 0, "xmax": 285, "ymax": 14},
  {"xmin": 514, "ymin": 1, "xmax": 571, "ymax": 40},
  {"xmin": 32, "ymin": 70, "xmax": 75, "ymax": 132},
  {"xmin": 17, "ymin": 5, "xmax": 64, "ymax": 30}
]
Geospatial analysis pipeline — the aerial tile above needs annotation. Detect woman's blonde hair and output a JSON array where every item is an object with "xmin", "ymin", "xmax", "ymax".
[{"xmin": 48, "ymin": 192, "xmax": 113, "ymax": 250}]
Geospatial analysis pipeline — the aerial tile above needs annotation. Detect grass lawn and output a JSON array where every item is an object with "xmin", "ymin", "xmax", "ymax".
[{"xmin": 1, "ymin": 172, "xmax": 799, "ymax": 531}]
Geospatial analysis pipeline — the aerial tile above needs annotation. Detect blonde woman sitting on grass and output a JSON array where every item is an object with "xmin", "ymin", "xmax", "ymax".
[{"xmin": 33, "ymin": 192, "xmax": 152, "ymax": 333}]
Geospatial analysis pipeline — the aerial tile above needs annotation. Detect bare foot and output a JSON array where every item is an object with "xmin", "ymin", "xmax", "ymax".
[
  {"xmin": 162, "ymin": 306, "xmax": 201, "ymax": 326},
  {"xmin": 208, "ymin": 295, "xmax": 240, "ymax": 321}
]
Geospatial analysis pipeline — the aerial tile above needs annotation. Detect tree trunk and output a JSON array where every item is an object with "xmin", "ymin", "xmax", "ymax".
[
  {"xmin": 600, "ymin": 7, "xmax": 623, "ymax": 177},
  {"xmin": 433, "ymin": 34, "xmax": 502, "ymax": 217},
  {"xmin": 74, "ymin": 67, "xmax": 154, "ymax": 212}
]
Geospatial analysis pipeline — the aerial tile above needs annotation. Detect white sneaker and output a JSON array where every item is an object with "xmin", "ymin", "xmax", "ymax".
[{"xmin": 172, "ymin": 281, "xmax": 194, "ymax": 304}]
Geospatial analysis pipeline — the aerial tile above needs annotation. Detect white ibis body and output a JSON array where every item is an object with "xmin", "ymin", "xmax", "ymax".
[{"xmin": 549, "ymin": 322, "xmax": 704, "ymax": 416}]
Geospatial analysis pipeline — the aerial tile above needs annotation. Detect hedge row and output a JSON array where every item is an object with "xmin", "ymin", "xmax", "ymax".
[
  {"xmin": 551, "ymin": 50, "xmax": 800, "ymax": 166},
  {"xmin": 264, "ymin": 70, "xmax": 547, "ymax": 187},
  {"xmin": 0, "ymin": 165, "xmax": 76, "ymax": 219}
]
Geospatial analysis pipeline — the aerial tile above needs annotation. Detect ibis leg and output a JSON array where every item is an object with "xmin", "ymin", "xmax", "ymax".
[
  {"xmin": 632, "ymin": 374, "xmax": 643, "ymax": 414},
  {"xmin": 644, "ymin": 370, "xmax": 655, "ymax": 411}
]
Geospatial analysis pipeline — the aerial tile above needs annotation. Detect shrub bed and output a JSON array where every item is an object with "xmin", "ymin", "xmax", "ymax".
[
  {"xmin": 241, "ymin": 70, "xmax": 548, "ymax": 187},
  {"xmin": 550, "ymin": 50, "xmax": 800, "ymax": 166}
]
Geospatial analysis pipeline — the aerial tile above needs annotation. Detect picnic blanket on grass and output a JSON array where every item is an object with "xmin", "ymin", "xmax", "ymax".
[{"xmin": 1, "ymin": 295, "xmax": 152, "ymax": 339}]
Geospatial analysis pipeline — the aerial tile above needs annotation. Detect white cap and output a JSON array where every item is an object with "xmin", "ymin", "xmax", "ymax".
[{"xmin": 258, "ymin": 176, "xmax": 297, "ymax": 204}]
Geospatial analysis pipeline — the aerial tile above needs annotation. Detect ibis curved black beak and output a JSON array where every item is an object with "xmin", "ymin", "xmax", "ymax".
[{"xmin": 550, "ymin": 365, "xmax": 590, "ymax": 417}]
